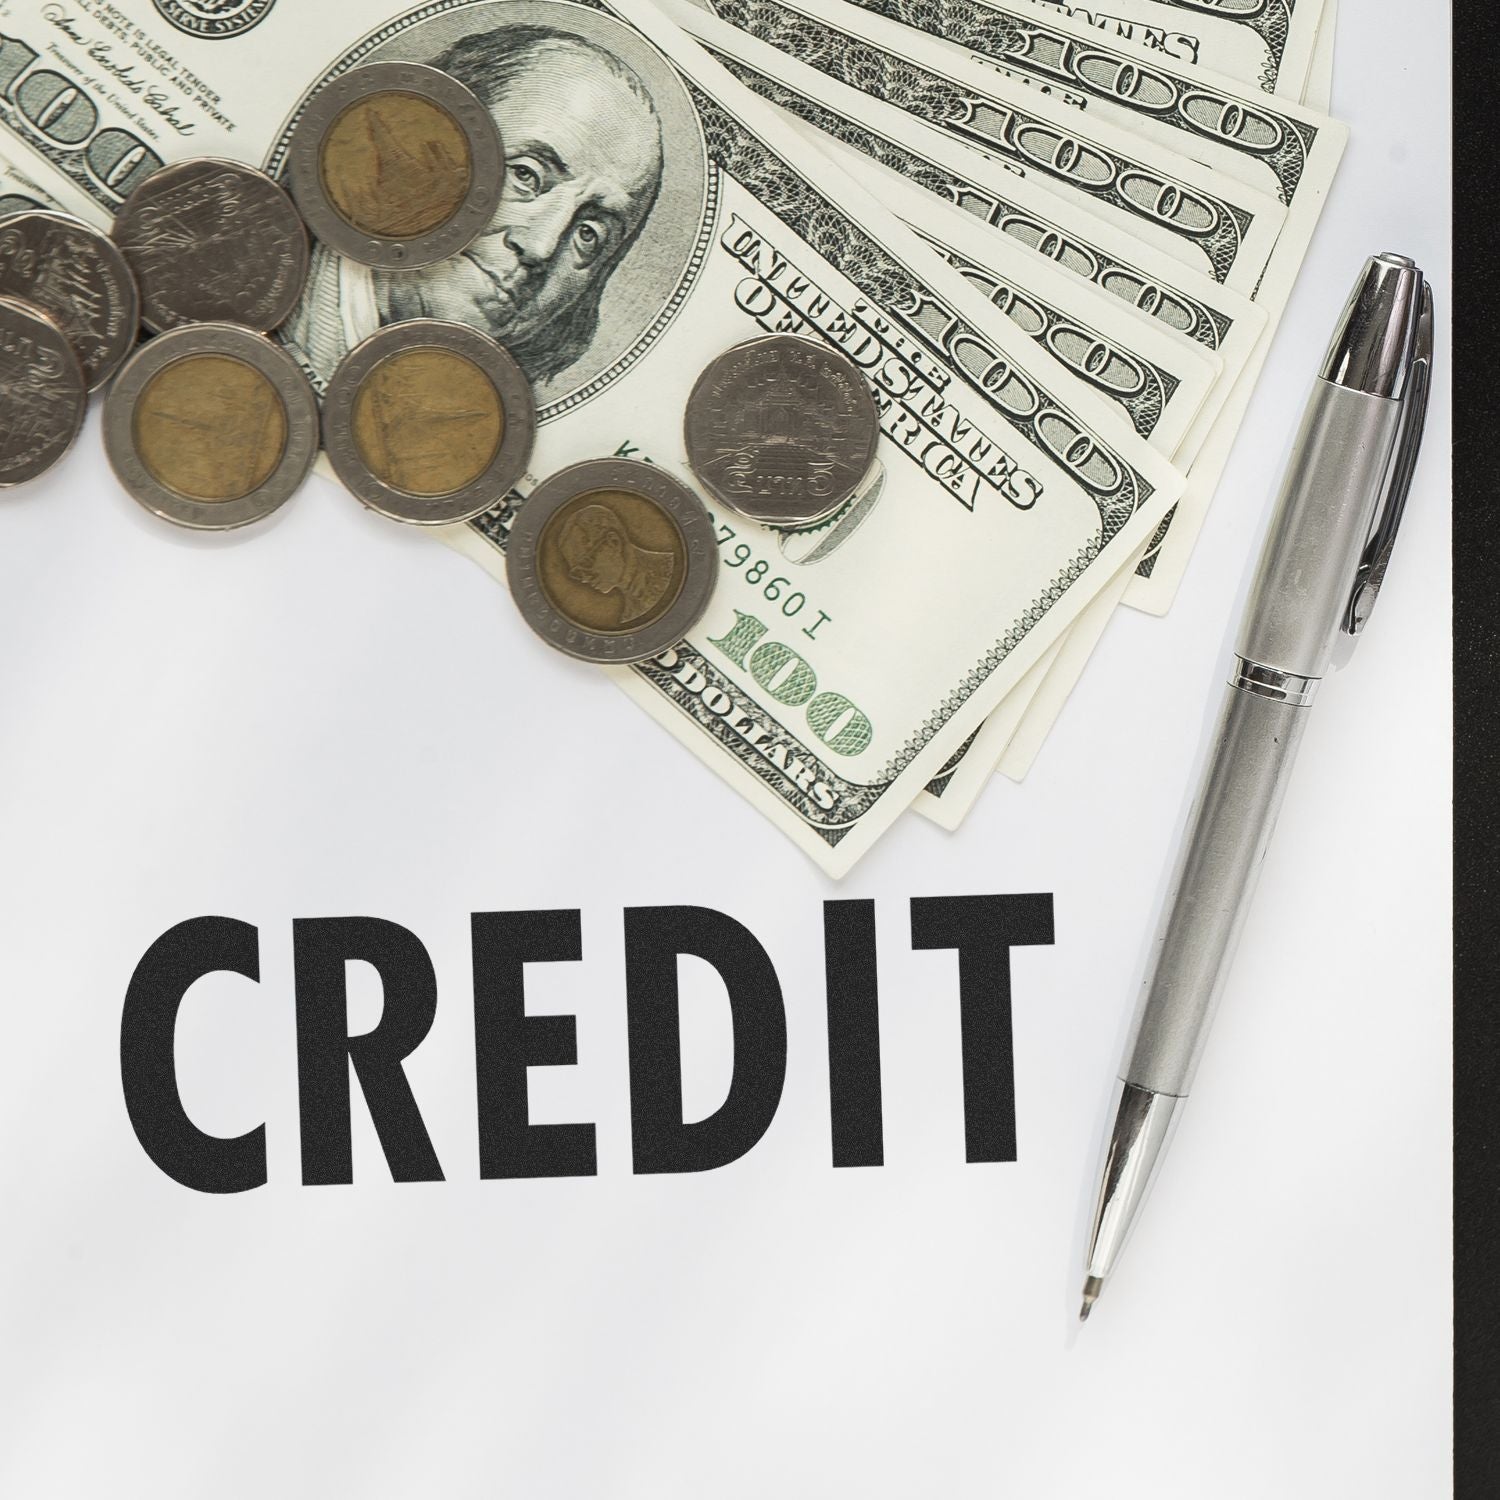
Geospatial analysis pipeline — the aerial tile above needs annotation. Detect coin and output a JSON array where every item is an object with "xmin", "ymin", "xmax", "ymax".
[
  {"xmin": 0, "ymin": 295, "xmax": 87, "ymax": 488},
  {"xmin": 684, "ymin": 335, "xmax": 881, "ymax": 527},
  {"xmin": 104, "ymin": 322, "xmax": 319, "ymax": 529},
  {"xmin": 287, "ymin": 62, "xmax": 504, "ymax": 270},
  {"xmin": 507, "ymin": 458, "xmax": 718, "ymax": 664},
  {"xmin": 322, "ymin": 319, "xmax": 535, "ymax": 525},
  {"xmin": 0, "ymin": 212, "xmax": 139, "ymax": 389},
  {"xmin": 112, "ymin": 158, "xmax": 309, "ymax": 333}
]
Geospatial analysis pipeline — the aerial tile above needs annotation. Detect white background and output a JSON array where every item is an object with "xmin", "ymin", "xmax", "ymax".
[{"xmin": 0, "ymin": 5, "xmax": 1450, "ymax": 1495}]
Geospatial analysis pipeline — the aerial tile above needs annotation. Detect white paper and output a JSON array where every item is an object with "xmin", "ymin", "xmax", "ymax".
[{"xmin": 0, "ymin": 1, "xmax": 1448, "ymax": 1494}]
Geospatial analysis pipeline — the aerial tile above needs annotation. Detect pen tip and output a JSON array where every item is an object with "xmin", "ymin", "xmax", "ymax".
[{"xmin": 1079, "ymin": 1276, "xmax": 1104, "ymax": 1323}]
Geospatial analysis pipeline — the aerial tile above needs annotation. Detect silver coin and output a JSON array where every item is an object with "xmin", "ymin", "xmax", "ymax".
[
  {"xmin": 0, "ymin": 212, "xmax": 139, "ymax": 390},
  {"xmin": 684, "ymin": 334, "xmax": 881, "ymax": 527},
  {"xmin": 322, "ymin": 319, "xmax": 536, "ymax": 526},
  {"xmin": 112, "ymin": 158, "xmax": 309, "ymax": 333},
  {"xmin": 286, "ymin": 62, "xmax": 504, "ymax": 270},
  {"xmin": 0, "ymin": 295, "xmax": 87, "ymax": 489},
  {"xmin": 507, "ymin": 458, "xmax": 718, "ymax": 665},
  {"xmin": 103, "ymin": 322, "xmax": 319, "ymax": 530}
]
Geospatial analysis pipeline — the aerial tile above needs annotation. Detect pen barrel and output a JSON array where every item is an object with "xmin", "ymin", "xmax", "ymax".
[
  {"xmin": 1238, "ymin": 382, "xmax": 1401, "ymax": 676},
  {"xmin": 1123, "ymin": 684, "xmax": 1310, "ymax": 1097}
]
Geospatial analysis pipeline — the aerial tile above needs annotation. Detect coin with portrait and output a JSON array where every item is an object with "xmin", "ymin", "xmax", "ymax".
[
  {"xmin": 0, "ymin": 212, "xmax": 139, "ymax": 389},
  {"xmin": 287, "ymin": 62, "xmax": 503, "ymax": 270},
  {"xmin": 322, "ymin": 319, "xmax": 536, "ymax": 525},
  {"xmin": 684, "ymin": 335, "xmax": 880, "ymax": 527},
  {"xmin": 506, "ymin": 458, "xmax": 717, "ymax": 663},
  {"xmin": 112, "ymin": 158, "xmax": 309, "ymax": 333},
  {"xmin": 104, "ymin": 322, "xmax": 319, "ymax": 529},
  {"xmin": 0, "ymin": 295, "xmax": 87, "ymax": 488}
]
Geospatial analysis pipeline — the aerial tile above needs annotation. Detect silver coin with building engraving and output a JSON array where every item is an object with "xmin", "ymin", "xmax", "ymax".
[
  {"xmin": 112, "ymin": 159, "xmax": 310, "ymax": 334},
  {"xmin": 684, "ymin": 335, "xmax": 881, "ymax": 527},
  {"xmin": 0, "ymin": 295, "xmax": 87, "ymax": 489},
  {"xmin": 0, "ymin": 212, "xmax": 140, "ymax": 390}
]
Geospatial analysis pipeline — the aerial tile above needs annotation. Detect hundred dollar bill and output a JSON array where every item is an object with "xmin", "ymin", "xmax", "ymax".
[
  {"xmin": 923, "ymin": 540, "xmax": 1140, "ymax": 824},
  {"xmin": 768, "ymin": 0, "xmax": 1347, "ymax": 589},
  {"xmin": 1302, "ymin": 0, "xmax": 1334, "ymax": 112},
  {"xmin": 919, "ymin": 634, "xmax": 1061, "ymax": 811},
  {"xmin": 1024, "ymin": 0, "xmax": 1328, "ymax": 100},
  {"xmin": 0, "ymin": 0, "xmax": 1184, "ymax": 871},
  {"xmin": 701, "ymin": 0, "xmax": 1287, "ymax": 295},
  {"xmin": 823, "ymin": 0, "xmax": 1347, "ymax": 318},
  {"xmin": 704, "ymin": 0, "xmax": 1346, "ymax": 627},
  {"xmin": 994, "ymin": 542, "xmax": 1137, "ymax": 780},
  {"xmin": 675, "ymin": 0, "xmax": 1262, "ymax": 472},
  {"xmin": 444, "ymin": 0, "xmax": 1194, "ymax": 876},
  {"xmin": 666, "ymin": 0, "xmax": 1268, "ymax": 604}
]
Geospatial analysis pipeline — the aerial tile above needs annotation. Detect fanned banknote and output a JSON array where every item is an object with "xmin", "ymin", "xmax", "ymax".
[
  {"xmin": 664, "ymin": 0, "xmax": 1274, "ymax": 826},
  {"xmin": 716, "ymin": 0, "xmax": 1346, "ymax": 592},
  {"xmin": 827, "ymin": 163, "xmax": 1214, "ymax": 826},
  {"xmin": 702, "ymin": 0, "xmax": 1289, "ymax": 294},
  {"xmin": 824, "ymin": 0, "xmax": 1348, "ymax": 314}
]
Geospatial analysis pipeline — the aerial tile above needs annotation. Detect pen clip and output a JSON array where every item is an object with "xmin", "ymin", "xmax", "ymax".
[{"xmin": 1344, "ymin": 279, "xmax": 1434, "ymax": 637}]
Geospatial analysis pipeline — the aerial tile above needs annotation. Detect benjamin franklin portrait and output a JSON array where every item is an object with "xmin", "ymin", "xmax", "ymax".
[{"xmin": 284, "ymin": 1, "xmax": 710, "ymax": 408}]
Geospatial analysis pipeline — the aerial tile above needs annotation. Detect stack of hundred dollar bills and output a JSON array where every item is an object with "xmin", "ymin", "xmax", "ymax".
[{"xmin": 0, "ymin": 0, "xmax": 1344, "ymax": 875}]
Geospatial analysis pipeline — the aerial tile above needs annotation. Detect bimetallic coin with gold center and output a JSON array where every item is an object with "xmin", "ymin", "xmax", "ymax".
[
  {"xmin": 288, "ymin": 62, "xmax": 503, "ymax": 269},
  {"xmin": 350, "ymin": 347, "xmax": 502, "ymax": 497},
  {"xmin": 323, "ymin": 320, "xmax": 535, "ymax": 525},
  {"xmin": 321, "ymin": 93, "xmax": 472, "ymax": 239},
  {"xmin": 134, "ymin": 355, "xmax": 288, "ymax": 503},
  {"xmin": 104, "ymin": 323, "xmax": 319, "ymax": 529},
  {"xmin": 537, "ymin": 487, "xmax": 688, "ymax": 637},
  {"xmin": 507, "ymin": 459, "xmax": 718, "ymax": 664}
]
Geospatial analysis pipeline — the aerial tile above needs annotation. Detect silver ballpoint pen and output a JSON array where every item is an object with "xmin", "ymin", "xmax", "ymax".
[{"xmin": 1079, "ymin": 254, "xmax": 1435, "ymax": 1322}]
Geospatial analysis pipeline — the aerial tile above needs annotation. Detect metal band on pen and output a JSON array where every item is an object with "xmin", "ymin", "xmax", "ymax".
[{"xmin": 1230, "ymin": 658, "xmax": 1319, "ymax": 707}]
